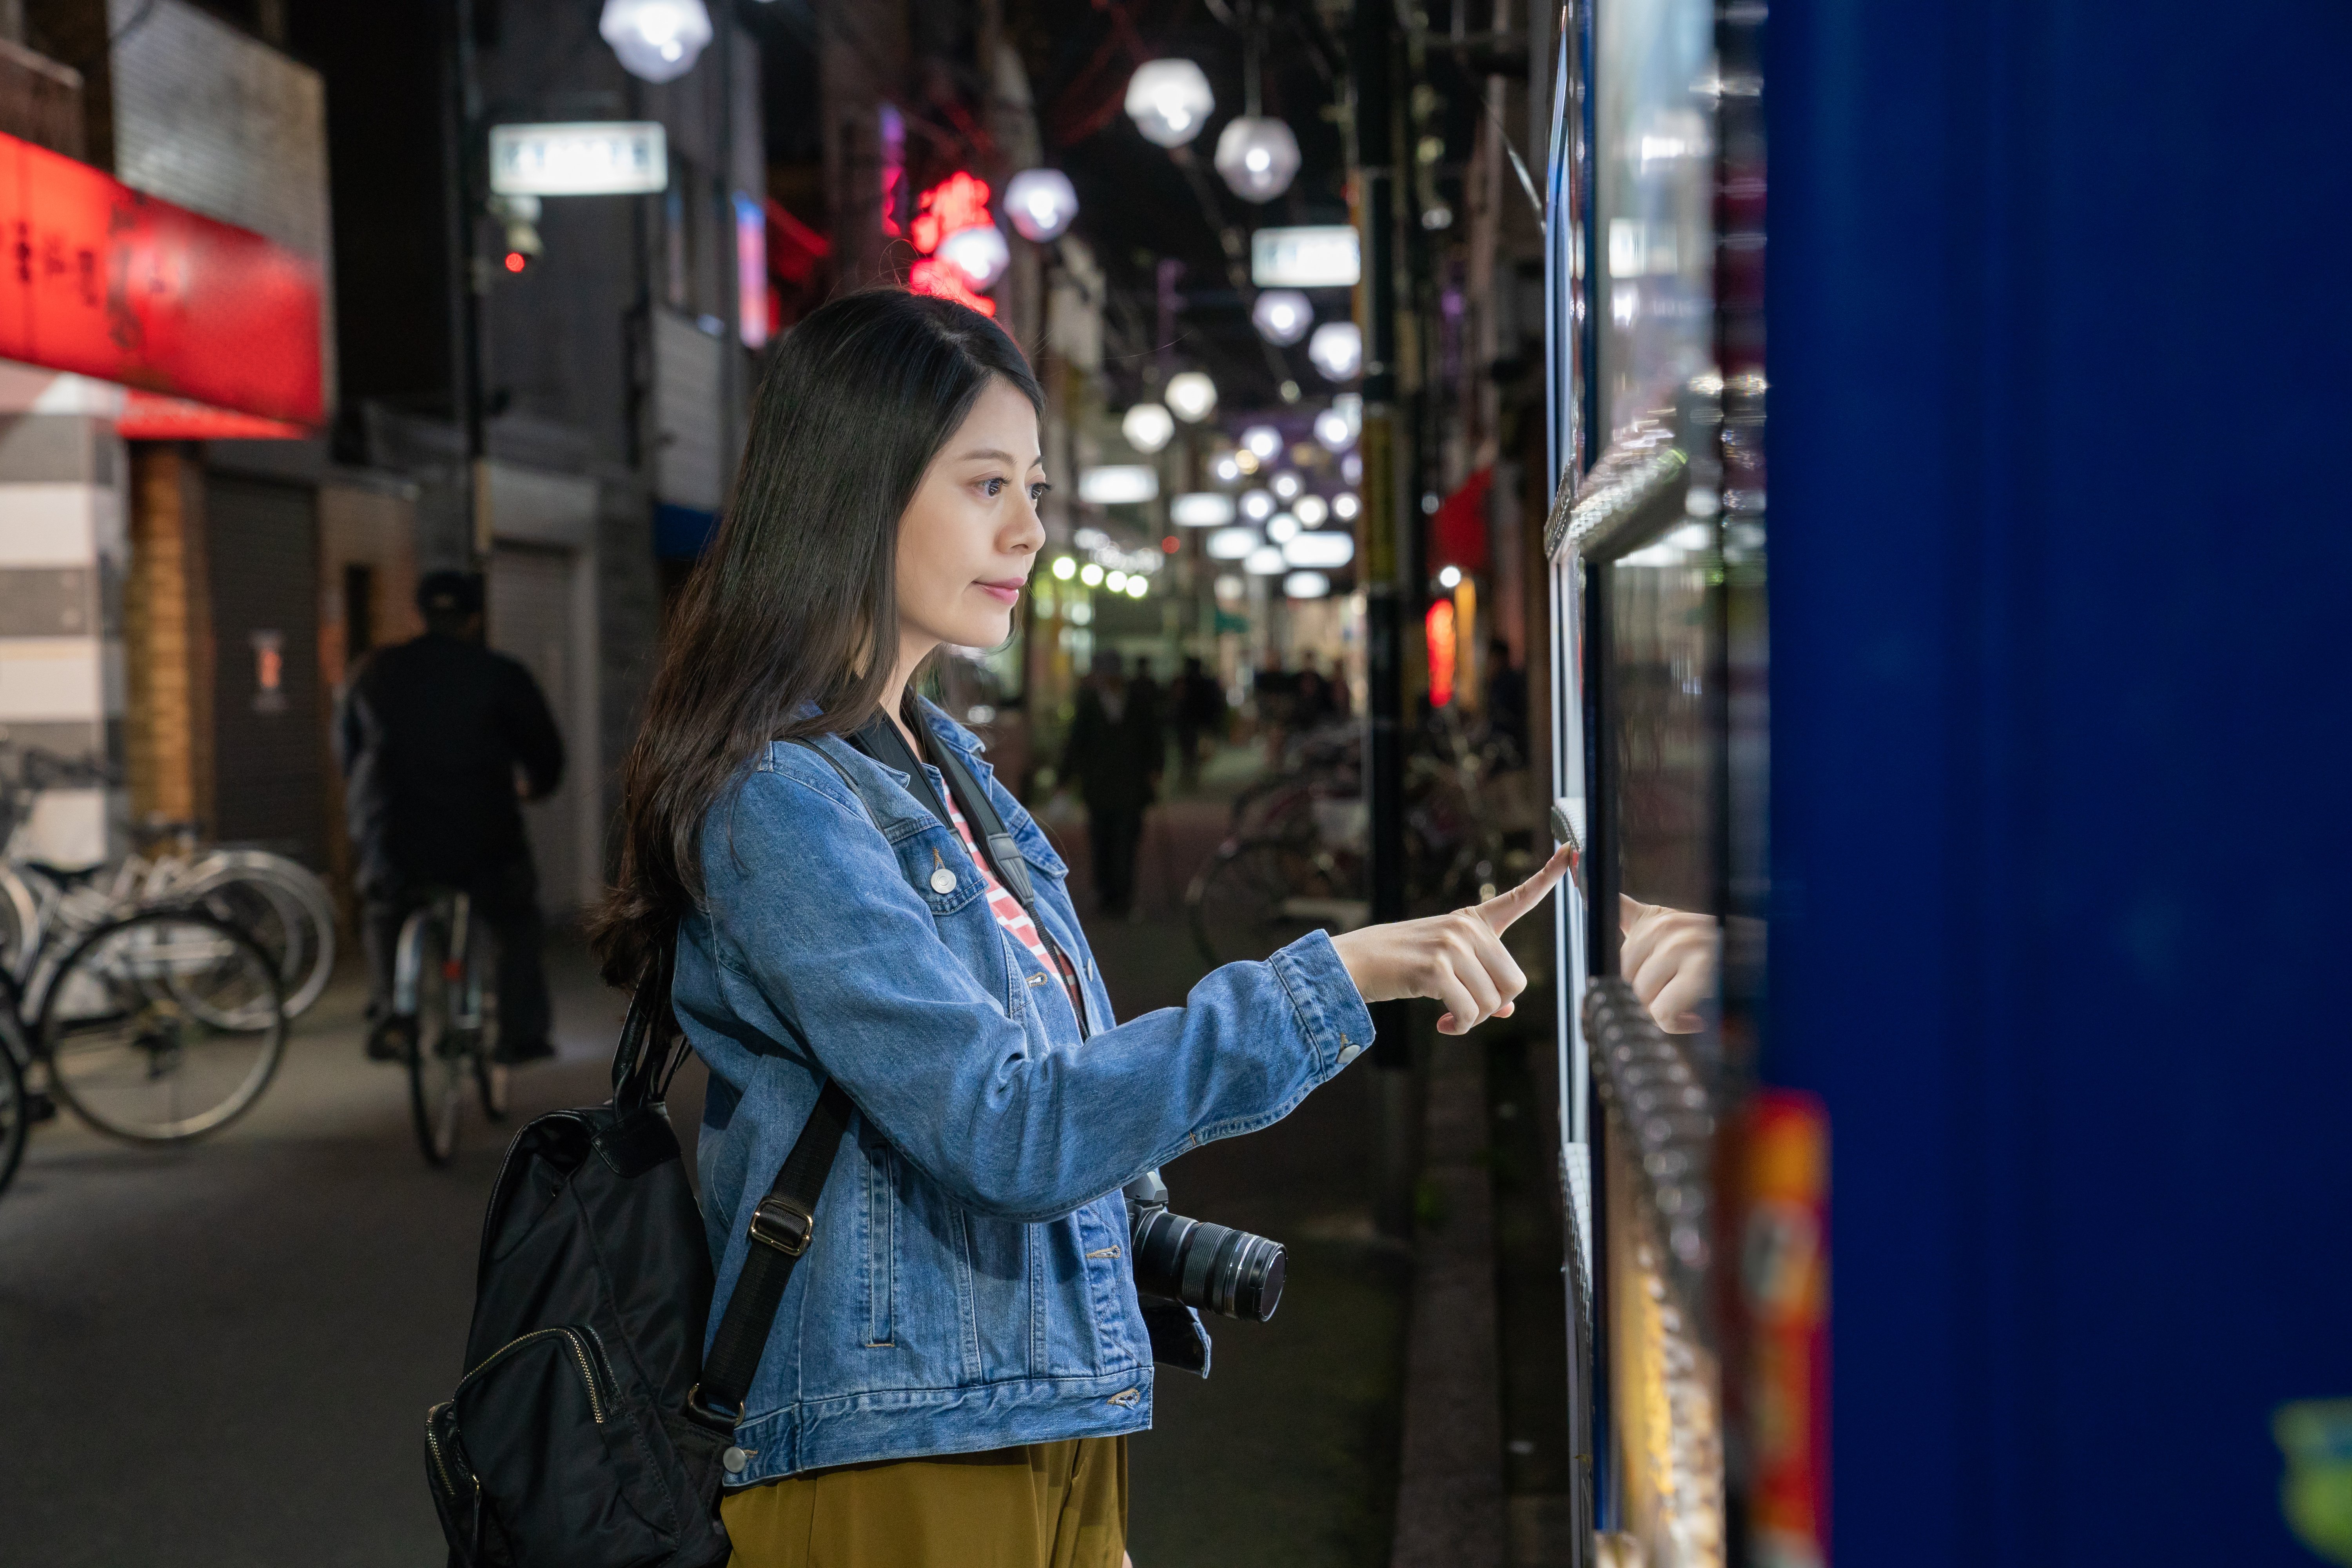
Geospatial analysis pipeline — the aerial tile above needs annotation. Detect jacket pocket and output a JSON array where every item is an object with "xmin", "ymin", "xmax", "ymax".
[{"xmin": 862, "ymin": 1141, "xmax": 897, "ymax": 1348}]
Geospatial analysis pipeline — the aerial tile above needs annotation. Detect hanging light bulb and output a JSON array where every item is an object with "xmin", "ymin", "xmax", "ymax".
[
  {"xmin": 1213, "ymin": 116, "xmax": 1302, "ymax": 202},
  {"xmin": 1004, "ymin": 168, "xmax": 1079, "ymax": 242},
  {"xmin": 1163, "ymin": 370, "xmax": 1218, "ymax": 423},
  {"xmin": 1241, "ymin": 425, "xmax": 1281, "ymax": 461},
  {"xmin": 1270, "ymin": 471, "xmax": 1303, "ymax": 502},
  {"xmin": 1308, "ymin": 320, "xmax": 1363, "ymax": 382},
  {"xmin": 600, "ymin": 0, "xmax": 713, "ymax": 84},
  {"xmin": 1125, "ymin": 60, "xmax": 1216, "ymax": 149},
  {"xmin": 1122, "ymin": 403, "xmax": 1176, "ymax": 454},
  {"xmin": 1250, "ymin": 289, "xmax": 1313, "ymax": 346},
  {"xmin": 1314, "ymin": 407, "xmax": 1354, "ymax": 452},
  {"xmin": 1294, "ymin": 494, "xmax": 1328, "ymax": 527},
  {"xmin": 937, "ymin": 223, "xmax": 1010, "ymax": 290}
]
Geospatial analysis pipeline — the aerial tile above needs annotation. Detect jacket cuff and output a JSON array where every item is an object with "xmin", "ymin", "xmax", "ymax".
[{"xmin": 1269, "ymin": 929, "xmax": 1378, "ymax": 1076}]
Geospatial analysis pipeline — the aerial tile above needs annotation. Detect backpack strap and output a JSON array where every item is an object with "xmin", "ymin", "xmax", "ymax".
[
  {"xmin": 678, "ymin": 735, "xmax": 885, "ymax": 1430},
  {"xmin": 687, "ymin": 1075, "xmax": 855, "ymax": 1429}
]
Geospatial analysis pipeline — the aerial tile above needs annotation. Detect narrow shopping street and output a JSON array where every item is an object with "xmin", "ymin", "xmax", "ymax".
[{"xmin": 0, "ymin": 786, "xmax": 1411, "ymax": 1568}]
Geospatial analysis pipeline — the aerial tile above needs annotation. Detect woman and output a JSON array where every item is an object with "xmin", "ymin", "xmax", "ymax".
[{"xmin": 593, "ymin": 290, "xmax": 1568, "ymax": 1567}]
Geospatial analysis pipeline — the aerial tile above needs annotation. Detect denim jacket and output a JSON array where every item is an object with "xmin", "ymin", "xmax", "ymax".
[{"xmin": 676, "ymin": 701, "xmax": 1376, "ymax": 1485}]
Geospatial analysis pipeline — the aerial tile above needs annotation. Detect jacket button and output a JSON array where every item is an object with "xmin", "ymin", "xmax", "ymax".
[
  {"xmin": 930, "ymin": 867, "xmax": 957, "ymax": 894},
  {"xmin": 722, "ymin": 1446, "xmax": 748, "ymax": 1475},
  {"xmin": 1337, "ymin": 1044, "xmax": 1363, "ymax": 1067}
]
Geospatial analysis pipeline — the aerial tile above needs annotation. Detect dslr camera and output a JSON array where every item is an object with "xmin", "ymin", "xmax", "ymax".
[{"xmin": 1122, "ymin": 1170, "xmax": 1285, "ymax": 1321}]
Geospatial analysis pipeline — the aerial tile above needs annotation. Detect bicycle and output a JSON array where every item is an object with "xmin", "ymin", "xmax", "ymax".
[
  {"xmin": 0, "ymin": 744, "xmax": 337, "ymax": 1019},
  {"xmin": 1184, "ymin": 711, "xmax": 1544, "ymax": 967},
  {"xmin": 383, "ymin": 887, "xmax": 508, "ymax": 1167},
  {"xmin": 0, "ymin": 903, "xmax": 290, "ymax": 1198}
]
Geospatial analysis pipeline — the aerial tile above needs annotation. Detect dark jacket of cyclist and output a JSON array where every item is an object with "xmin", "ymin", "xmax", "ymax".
[{"xmin": 336, "ymin": 571, "xmax": 564, "ymax": 1063}]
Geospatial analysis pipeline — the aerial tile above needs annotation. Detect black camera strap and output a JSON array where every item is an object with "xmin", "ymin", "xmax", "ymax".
[
  {"xmin": 849, "ymin": 711, "xmax": 1041, "ymax": 918},
  {"xmin": 849, "ymin": 709, "xmax": 1085, "ymax": 1037}
]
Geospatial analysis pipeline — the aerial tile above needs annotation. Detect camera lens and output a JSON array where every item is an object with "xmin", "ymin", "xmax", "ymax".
[{"xmin": 1131, "ymin": 1209, "xmax": 1287, "ymax": 1321}]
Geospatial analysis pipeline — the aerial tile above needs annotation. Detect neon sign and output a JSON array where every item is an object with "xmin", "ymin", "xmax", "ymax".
[{"xmin": 905, "ymin": 171, "xmax": 998, "ymax": 317}]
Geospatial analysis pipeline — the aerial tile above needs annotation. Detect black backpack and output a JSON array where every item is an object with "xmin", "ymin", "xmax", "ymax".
[{"xmin": 423, "ymin": 949, "xmax": 853, "ymax": 1568}]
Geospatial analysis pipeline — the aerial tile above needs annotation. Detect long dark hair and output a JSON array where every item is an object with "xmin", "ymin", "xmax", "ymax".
[{"xmin": 591, "ymin": 289, "xmax": 1042, "ymax": 987}]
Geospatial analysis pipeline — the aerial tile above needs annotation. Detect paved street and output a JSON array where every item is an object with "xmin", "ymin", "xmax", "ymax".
[{"xmin": 0, "ymin": 782, "xmax": 1409, "ymax": 1568}]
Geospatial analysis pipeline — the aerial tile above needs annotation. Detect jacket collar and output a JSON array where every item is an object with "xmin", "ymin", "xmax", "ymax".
[{"xmin": 911, "ymin": 696, "xmax": 988, "ymax": 760}]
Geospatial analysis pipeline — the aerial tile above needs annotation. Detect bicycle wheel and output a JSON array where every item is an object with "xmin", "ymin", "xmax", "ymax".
[
  {"xmin": 1186, "ymin": 838, "xmax": 1364, "ymax": 967},
  {"xmin": 471, "ymin": 932, "xmax": 507, "ymax": 1122},
  {"xmin": 0, "ymin": 1036, "xmax": 27, "ymax": 1200},
  {"xmin": 165, "ymin": 853, "xmax": 338, "ymax": 1018},
  {"xmin": 40, "ymin": 910, "xmax": 287, "ymax": 1143},
  {"xmin": 407, "ymin": 917, "xmax": 465, "ymax": 1167}
]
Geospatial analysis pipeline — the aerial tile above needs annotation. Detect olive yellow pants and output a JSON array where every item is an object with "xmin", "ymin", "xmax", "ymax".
[{"xmin": 720, "ymin": 1437, "xmax": 1127, "ymax": 1568}]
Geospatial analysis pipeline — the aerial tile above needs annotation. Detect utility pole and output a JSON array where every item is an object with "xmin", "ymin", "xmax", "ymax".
[
  {"xmin": 1351, "ymin": 0, "xmax": 1415, "ymax": 1235},
  {"xmin": 442, "ymin": 0, "xmax": 490, "ymax": 571}
]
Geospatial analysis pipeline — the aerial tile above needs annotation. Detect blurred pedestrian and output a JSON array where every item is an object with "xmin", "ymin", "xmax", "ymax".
[
  {"xmin": 337, "ymin": 570, "xmax": 564, "ymax": 1064},
  {"xmin": 1129, "ymin": 655, "xmax": 1166, "ymax": 777},
  {"xmin": 1062, "ymin": 648, "xmax": 1160, "ymax": 918},
  {"xmin": 1485, "ymin": 637, "xmax": 1527, "ymax": 760},
  {"xmin": 1172, "ymin": 654, "xmax": 1227, "ymax": 789}
]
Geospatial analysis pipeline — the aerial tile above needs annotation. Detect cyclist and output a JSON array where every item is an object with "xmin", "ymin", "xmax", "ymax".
[{"xmin": 336, "ymin": 570, "xmax": 564, "ymax": 1065}]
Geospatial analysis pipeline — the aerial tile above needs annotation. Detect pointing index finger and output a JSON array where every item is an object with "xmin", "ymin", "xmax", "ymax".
[{"xmin": 1475, "ymin": 842, "xmax": 1575, "ymax": 933}]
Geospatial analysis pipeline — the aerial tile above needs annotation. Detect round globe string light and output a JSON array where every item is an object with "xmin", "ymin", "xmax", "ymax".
[
  {"xmin": 1239, "ymin": 488, "xmax": 1276, "ymax": 521},
  {"xmin": 1121, "ymin": 403, "xmax": 1176, "ymax": 454},
  {"xmin": 1250, "ymin": 289, "xmax": 1313, "ymax": 346},
  {"xmin": 1308, "ymin": 320, "xmax": 1363, "ymax": 382},
  {"xmin": 1214, "ymin": 116, "xmax": 1302, "ymax": 202},
  {"xmin": 1314, "ymin": 407, "xmax": 1354, "ymax": 452},
  {"xmin": 1270, "ymin": 471, "xmax": 1303, "ymax": 502},
  {"xmin": 1241, "ymin": 425, "xmax": 1282, "ymax": 461},
  {"xmin": 1294, "ymin": 494, "xmax": 1328, "ymax": 527},
  {"xmin": 1163, "ymin": 371, "xmax": 1219, "ymax": 423},
  {"xmin": 1125, "ymin": 60, "xmax": 1216, "ymax": 148},
  {"xmin": 1265, "ymin": 513, "xmax": 1300, "ymax": 544},
  {"xmin": 1243, "ymin": 545, "xmax": 1288, "ymax": 576},
  {"xmin": 600, "ymin": 0, "xmax": 713, "ymax": 83},
  {"xmin": 1212, "ymin": 453, "xmax": 1243, "ymax": 484},
  {"xmin": 1283, "ymin": 571, "xmax": 1332, "ymax": 600},
  {"xmin": 1004, "ymin": 168, "xmax": 1078, "ymax": 242},
  {"xmin": 937, "ymin": 223, "xmax": 1010, "ymax": 290},
  {"xmin": 1333, "ymin": 492, "xmax": 1361, "ymax": 521}
]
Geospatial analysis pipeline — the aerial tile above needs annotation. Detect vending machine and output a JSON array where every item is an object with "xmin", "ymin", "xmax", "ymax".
[{"xmin": 1542, "ymin": 0, "xmax": 1806, "ymax": 1561}]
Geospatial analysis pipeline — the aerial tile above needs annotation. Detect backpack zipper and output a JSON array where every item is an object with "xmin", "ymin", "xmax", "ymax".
[
  {"xmin": 426, "ymin": 1402, "xmax": 471, "ymax": 1499},
  {"xmin": 458, "ymin": 1326, "xmax": 608, "ymax": 1425}
]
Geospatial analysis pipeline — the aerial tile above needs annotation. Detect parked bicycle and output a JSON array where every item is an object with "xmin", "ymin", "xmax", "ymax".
[
  {"xmin": 0, "ymin": 743, "xmax": 336, "ymax": 1019},
  {"xmin": 0, "ymin": 903, "xmax": 289, "ymax": 1198},
  {"xmin": 381, "ymin": 886, "xmax": 508, "ymax": 1167},
  {"xmin": 1185, "ymin": 711, "xmax": 1543, "ymax": 967}
]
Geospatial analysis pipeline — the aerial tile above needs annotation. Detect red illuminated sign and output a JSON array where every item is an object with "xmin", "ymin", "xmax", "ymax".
[
  {"xmin": 0, "ymin": 130, "xmax": 323, "ymax": 426},
  {"xmin": 905, "ymin": 172, "xmax": 997, "ymax": 318}
]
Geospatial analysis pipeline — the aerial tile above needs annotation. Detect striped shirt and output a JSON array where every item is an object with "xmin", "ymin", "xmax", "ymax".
[{"xmin": 944, "ymin": 795, "xmax": 1084, "ymax": 1026}]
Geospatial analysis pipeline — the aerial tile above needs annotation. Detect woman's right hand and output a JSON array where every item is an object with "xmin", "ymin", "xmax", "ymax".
[{"xmin": 1329, "ymin": 844, "xmax": 1575, "ymax": 1034}]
